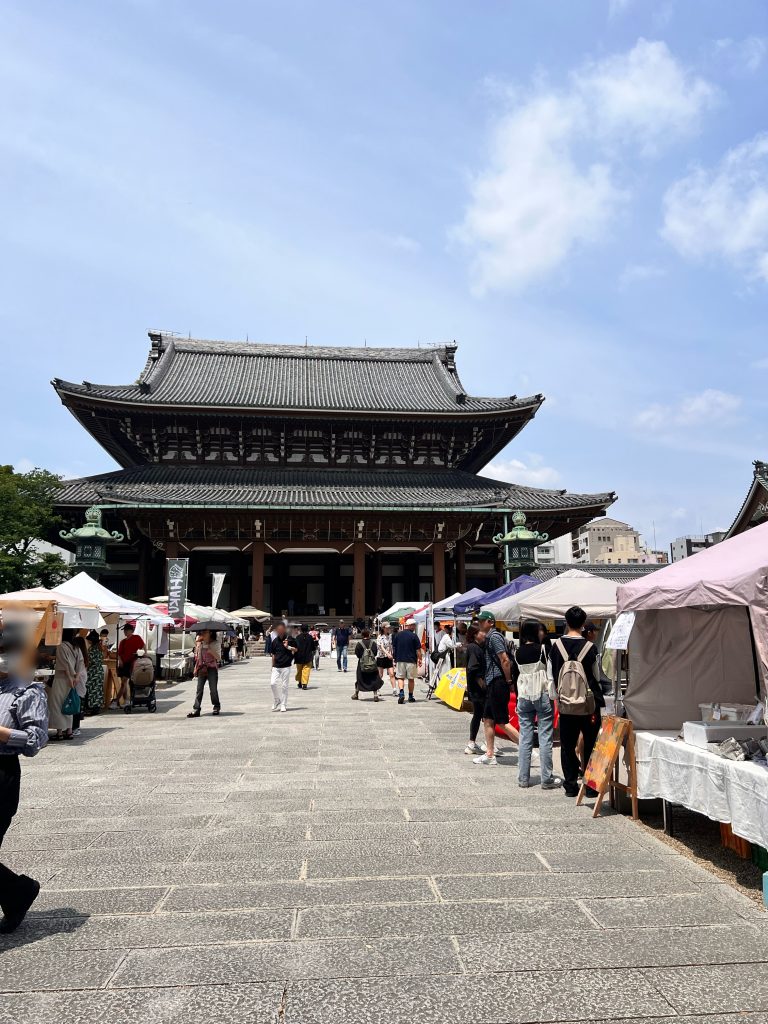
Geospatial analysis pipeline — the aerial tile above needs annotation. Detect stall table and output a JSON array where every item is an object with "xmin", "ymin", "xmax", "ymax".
[{"xmin": 635, "ymin": 730, "xmax": 768, "ymax": 849}]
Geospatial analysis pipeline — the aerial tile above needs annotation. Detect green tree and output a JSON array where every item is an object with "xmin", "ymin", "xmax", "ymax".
[{"xmin": 0, "ymin": 465, "xmax": 73, "ymax": 591}]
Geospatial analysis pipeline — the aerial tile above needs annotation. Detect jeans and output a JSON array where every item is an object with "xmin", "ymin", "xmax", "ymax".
[
  {"xmin": 336, "ymin": 646, "xmax": 348, "ymax": 671},
  {"xmin": 193, "ymin": 668, "xmax": 220, "ymax": 711},
  {"xmin": 517, "ymin": 693, "xmax": 555, "ymax": 785}
]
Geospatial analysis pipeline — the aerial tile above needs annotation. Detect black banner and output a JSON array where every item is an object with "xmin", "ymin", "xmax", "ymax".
[{"xmin": 166, "ymin": 558, "xmax": 189, "ymax": 620}]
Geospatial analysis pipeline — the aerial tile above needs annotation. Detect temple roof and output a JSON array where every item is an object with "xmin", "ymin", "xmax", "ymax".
[
  {"xmin": 55, "ymin": 464, "xmax": 614, "ymax": 517},
  {"xmin": 52, "ymin": 333, "xmax": 542, "ymax": 418},
  {"xmin": 726, "ymin": 459, "xmax": 768, "ymax": 537},
  {"xmin": 531, "ymin": 564, "xmax": 661, "ymax": 584}
]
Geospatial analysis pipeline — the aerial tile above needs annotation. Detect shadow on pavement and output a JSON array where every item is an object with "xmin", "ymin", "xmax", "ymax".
[{"xmin": 0, "ymin": 910, "xmax": 89, "ymax": 950}]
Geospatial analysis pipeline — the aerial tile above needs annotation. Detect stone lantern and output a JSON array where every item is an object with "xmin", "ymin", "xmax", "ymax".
[
  {"xmin": 493, "ymin": 510, "xmax": 548, "ymax": 583},
  {"xmin": 60, "ymin": 506, "xmax": 124, "ymax": 572}
]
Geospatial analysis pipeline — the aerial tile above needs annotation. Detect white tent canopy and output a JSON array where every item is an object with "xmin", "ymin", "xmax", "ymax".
[
  {"xmin": 413, "ymin": 593, "xmax": 463, "ymax": 624},
  {"xmin": 378, "ymin": 600, "xmax": 422, "ymax": 621},
  {"xmin": 482, "ymin": 569, "xmax": 618, "ymax": 622},
  {"xmin": 0, "ymin": 586, "xmax": 102, "ymax": 630},
  {"xmin": 55, "ymin": 573, "xmax": 173, "ymax": 624}
]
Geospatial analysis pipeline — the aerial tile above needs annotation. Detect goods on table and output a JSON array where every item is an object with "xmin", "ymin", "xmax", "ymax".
[{"xmin": 682, "ymin": 720, "xmax": 768, "ymax": 749}]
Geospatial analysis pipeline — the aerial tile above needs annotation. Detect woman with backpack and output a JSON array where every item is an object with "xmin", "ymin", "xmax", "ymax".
[
  {"xmin": 514, "ymin": 619, "xmax": 561, "ymax": 790},
  {"xmin": 352, "ymin": 630, "xmax": 382, "ymax": 702}
]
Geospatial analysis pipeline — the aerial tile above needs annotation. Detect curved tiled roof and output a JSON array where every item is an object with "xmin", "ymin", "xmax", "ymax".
[
  {"xmin": 55, "ymin": 464, "xmax": 614, "ymax": 515},
  {"xmin": 52, "ymin": 334, "xmax": 541, "ymax": 416}
]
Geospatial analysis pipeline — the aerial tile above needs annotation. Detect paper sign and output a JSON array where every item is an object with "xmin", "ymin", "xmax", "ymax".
[
  {"xmin": 319, "ymin": 633, "xmax": 332, "ymax": 654},
  {"xmin": 605, "ymin": 611, "xmax": 635, "ymax": 650}
]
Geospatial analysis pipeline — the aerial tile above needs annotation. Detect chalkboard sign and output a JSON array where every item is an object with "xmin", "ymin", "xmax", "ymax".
[{"xmin": 577, "ymin": 715, "xmax": 638, "ymax": 818}]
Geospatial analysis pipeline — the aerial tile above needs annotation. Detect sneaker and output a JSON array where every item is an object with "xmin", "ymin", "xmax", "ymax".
[
  {"xmin": 518, "ymin": 780, "xmax": 530, "ymax": 788},
  {"xmin": 541, "ymin": 778, "xmax": 563, "ymax": 790},
  {"xmin": 109, "ymin": 701, "xmax": 118, "ymax": 710},
  {"xmin": 464, "ymin": 742, "xmax": 483, "ymax": 755},
  {"xmin": 279, "ymin": 704, "xmax": 287, "ymax": 713},
  {"xmin": 351, "ymin": 691, "xmax": 359, "ymax": 700},
  {"xmin": 408, "ymin": 695, "xmax": 416, "ymax": 703},
  {"xmin": 271, "ymin": 703, "xmax": 281, "ymax": 712},
  {"xmin": 564, "ymin": 789, "xmax": 578, "ymax": 798},
  {"xmin": 72, "ymin": 729, "xmax": 81, "ymax": 737},
  {"xmin": 397, "ymin": 694, "xmax": 405, "ymax": 705},
  {"xmin": 473, "ymin": 753, "xmax": 497, "ymax": 766}
]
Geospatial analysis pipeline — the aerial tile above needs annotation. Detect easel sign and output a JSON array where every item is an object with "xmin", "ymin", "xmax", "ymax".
[{"xmin": 577, "ymin": 715, "xmax": 638, "ymax": 819}]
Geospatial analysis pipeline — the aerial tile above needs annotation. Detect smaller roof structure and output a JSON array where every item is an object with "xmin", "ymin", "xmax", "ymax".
[
  {"xmin": 456, "ymin": 576, "xmax": 539, "ymax": 614},
  {"xmin": 55, "ymin": 573, "xmax": 173, "ymax": 623},
  {"xmin": 483, "ymin": 569, "xmax": 617, "ymax": 622},
  {"xmin": 228, "ymin": 605, "xmax": 271, "ymax": 620},
  {"xmin": 0, "ymin": 587, "xmax": 101, "ymax": 630}
]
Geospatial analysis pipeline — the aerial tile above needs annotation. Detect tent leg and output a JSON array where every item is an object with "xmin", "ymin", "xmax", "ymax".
[{"xmin": 662, "ymin": 799, "xmax": 674, "ymax": 837}]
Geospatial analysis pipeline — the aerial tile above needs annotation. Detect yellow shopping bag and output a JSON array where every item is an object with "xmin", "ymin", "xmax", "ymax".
[{"xmin": 434, "ymin": 667, "xmax": 467, "ymax": 711}]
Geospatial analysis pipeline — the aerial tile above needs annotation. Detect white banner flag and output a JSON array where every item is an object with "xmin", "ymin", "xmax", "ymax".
[{"xmin": 211, "ymin": 572, "xmax": 226, "ymax": 608}]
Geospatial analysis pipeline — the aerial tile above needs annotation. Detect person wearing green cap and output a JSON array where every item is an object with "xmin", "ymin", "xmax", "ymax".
[{"xmin": 473, "ymin": 612, "xmax": 519, "ymax": 766}]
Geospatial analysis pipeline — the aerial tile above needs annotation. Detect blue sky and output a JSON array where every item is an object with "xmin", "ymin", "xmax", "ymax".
[{"xmin": 2, "ymin": 0, "xmax": 768, "ymax": 548}]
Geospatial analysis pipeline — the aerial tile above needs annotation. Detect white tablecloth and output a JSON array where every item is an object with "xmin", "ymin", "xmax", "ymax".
[{"xmin": 635, "ymin": 730, "xmax": 768, "ymax": 849}]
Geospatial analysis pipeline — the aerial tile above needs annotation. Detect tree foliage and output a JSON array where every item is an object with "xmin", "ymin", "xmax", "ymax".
[{"xmin": 0, "ymin": 465, "xmax": 73, "ymax": 591}]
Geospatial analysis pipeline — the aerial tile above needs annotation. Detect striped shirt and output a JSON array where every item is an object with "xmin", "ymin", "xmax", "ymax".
[{"xmin": 0, "ymin": 676, "xmax": 49, "ymax": 756}]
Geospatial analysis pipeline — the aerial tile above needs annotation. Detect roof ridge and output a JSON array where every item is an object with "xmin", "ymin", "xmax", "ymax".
[{"xmin": 154, "ymin": 333, "xmax": 454, "ymax": 362}]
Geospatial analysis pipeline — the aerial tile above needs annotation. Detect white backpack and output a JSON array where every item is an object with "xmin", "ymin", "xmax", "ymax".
[
  {"xmin": 515, "ymin": 647, "xmax": 549, "ymax": 701},
  {"xmin": 554, "ymin": 639, "xmax": 596, "ymax": 715}
]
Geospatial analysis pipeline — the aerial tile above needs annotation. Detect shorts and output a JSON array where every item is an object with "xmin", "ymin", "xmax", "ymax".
[
  {"xmin": 396, "ymin": 662, "xmax": 417, "ymax": 680},
  {"xmin": 376, "ymin": 657, "xmax": 394, "ymax": 669},
  {"xmin": 484, "ymin": 678, "xmax": 511, "ymax": 725}
]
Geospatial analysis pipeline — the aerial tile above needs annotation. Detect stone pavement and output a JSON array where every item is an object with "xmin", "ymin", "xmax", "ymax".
[{"xmin": 1, "ymin": 654, "xmax": 766, "ymax": 1023}]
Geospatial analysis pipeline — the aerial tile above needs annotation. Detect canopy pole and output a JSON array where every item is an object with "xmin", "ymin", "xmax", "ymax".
[{"xmin": 747, "ymin": 606, "xmax": 762, "ymax": 699}]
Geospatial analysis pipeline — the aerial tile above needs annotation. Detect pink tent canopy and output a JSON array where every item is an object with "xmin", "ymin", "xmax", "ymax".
[{"xmin": 616, "ymin": 523, "xmax": 768, "ymax": 730}]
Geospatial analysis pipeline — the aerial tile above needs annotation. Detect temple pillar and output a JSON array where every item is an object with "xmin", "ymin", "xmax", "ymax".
[
  {"xmin": 456, "ymin": 543, "xmax": 466, "ymax": 594},
  {"xmin": 353, "ymin": 542, "xmax": 366, "ymax": 620},
  {"xmin": 432, "ymin": 542, "xmax": 446, "ymax": 603},
  {"xmin": 251, "ymin": 542, "xmax": 265, "ymax": 609},
  {"xmin": 137, "ymin": 538, "xmax": 151, "ymax": 603},
  {"xmin": 373, "ymin": 552, "xmax": 383, "ymax": 613}
]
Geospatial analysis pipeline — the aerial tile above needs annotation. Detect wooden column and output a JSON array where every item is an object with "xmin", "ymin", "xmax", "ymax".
[
  {"xmin": 456, "ymin": 543, "xmax": 466, "ymax": 594},
  {"xmin": 432, "ymin": 542, "xmax": 446, "ymax": 603},
  {"xmin": 137, "ymin": 538, "xmax": 150, "ymax": 603},
  {"xmin": 373, "ymin": 552, "xmax": 383, "ymax": 613},
  {"xmin": 251, "ymin": 542, "xmax": 265, "ymax": 610},
  {"xmin": 353, "ymin": 542, "xmax": 366, "ymax": 620}
]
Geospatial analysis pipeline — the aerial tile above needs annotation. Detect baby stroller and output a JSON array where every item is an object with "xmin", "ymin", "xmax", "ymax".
[{"xmin": 127, "ymin": 653, "xmax": 157, "ymax": 713}]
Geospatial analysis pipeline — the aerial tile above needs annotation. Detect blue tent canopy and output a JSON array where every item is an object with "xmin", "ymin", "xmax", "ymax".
[
  {"xmin": 434, "ymin": 587, "xmax": 487, "ymax": 616},
  {"xmin": 454, "ymin": 575, "xmax": 540, "ymax": 614}
]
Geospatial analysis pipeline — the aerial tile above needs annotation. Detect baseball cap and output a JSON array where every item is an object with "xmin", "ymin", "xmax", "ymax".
[
  {"xmin": 404, "ymin": 618, "xmax": 415, "ymax": 625},
  {"xmin": 477, "ymin": 611, "xmax": 495, "ymax": 622}
]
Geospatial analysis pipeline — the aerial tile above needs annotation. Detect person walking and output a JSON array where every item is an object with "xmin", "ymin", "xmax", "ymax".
[
  {"xmin": 293, "ymin": 623, "xmax": 316, "ymax": 690},
  {"xmin": 464, "ymin": 625, "xmax": 487, "ymax": 755},
  {"xmin": 514, "ymin": 619, "xmax": 561, "ymax": 790},
  {"xmin": 270, "ymin": 623, "xmax": 293, "ymax": 712},
  {"xmin": 352, "ymin": 630, "xmax": 382, "ymax": 701},
  {"xmin": 375, "ymin": 623, "xmax": 397, "ymax": 696},
  {"xmin": 187, "ymin": 629, "xmax": 220, "ymax": 718},
  {"xmin": 472, "ymin": 611, "xmax": 519, "ymax": 766},
  {"xmin": 431, "ymin": 623, "xmax": 455, "ymax": 688},
  {"xmin": 550, "ymin": 606, "xmax": 604, "ymax": 798},
  {"xmin": 0, "ymin": 621, "xmax": 48, "ymax": 933},
  {"xmin": 84, "ymin": 630, "xmax": 104, "ymax": 715},
  {"xmin": 334, "ymin": 620, "xmax": 351, "ymax": 673},
  {"xmin": 392, "ymin": 618, "xmax": 422, "ymax": 704}
]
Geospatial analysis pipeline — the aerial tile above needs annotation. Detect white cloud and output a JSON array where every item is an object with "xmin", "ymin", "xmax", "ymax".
[
  {"xmin": 715, "ymin": 36, "xmax": 767, "ymax": 75},
  {"xmin": 455, "ymin": 39, "xmax": 714, "ymax": 293},
  {"xmin": 634, "ymin": 389, "xmax": 742, "ymax": 431},
  {"xmin": 379, "ymin": 233, "xmax": 421, "ymax": 253},
  {"xmin": 618, "ymin": 262, "xmax": 665, "ymax": 287},
  {"xmin": 753, "ymin": 356, "xmax": 768, "ymax": 369},
  {"xmin": 662, "ymin": 134, "xmax": 768, "ymax": 281},
  {"xmin": 481, "ymin": 455, "xmax": 561, "ymax": 488}
]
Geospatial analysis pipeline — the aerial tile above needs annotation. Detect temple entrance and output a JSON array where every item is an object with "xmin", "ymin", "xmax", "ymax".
[{"xmin": 266, "ymin": 552, "xmax": 353, "ymax": 618}]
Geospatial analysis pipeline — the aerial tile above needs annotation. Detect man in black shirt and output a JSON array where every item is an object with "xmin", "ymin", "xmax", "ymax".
[
  {"xmin": 292, "ymin": 623, "xmax": 317, "ymax": 690},
  {"xmin": 270, "ymin": 623, "xmax": 294, "ymax": 712},
  {"xmin": 550, "ymin": 606, "xmax": 604, "ymax": 798}
]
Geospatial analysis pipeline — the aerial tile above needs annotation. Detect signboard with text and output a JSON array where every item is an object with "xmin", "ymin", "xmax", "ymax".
[{"xmin": 167, "ymin": 558, "xmax": 189, "ymax": 621}]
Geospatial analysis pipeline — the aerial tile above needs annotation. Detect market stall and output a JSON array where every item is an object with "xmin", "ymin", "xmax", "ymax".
[
  {"xmin": 481, "ymin": 569, "xmax": 617, "ymax": 626},
  {"xmin": 615, "ymin": 523, "xmax": 768, "ymax": 860},
  {"xmin": 454, "ymin": 576, "xmax": 538, "ymax": 615}
]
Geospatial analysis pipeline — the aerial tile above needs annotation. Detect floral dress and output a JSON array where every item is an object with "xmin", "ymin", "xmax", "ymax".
[{"xmin": 86, "ymin": 644, "xmax": 104, "ymax": 711}]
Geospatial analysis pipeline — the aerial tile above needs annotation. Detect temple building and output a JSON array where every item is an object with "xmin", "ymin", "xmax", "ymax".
[
  {"xmin": 727, "ymin": 460, "xmax": 768, "ymax": 537},
  {"xmin": 52, "ymin": 333, "xmax": 615, "ymax": 616}
]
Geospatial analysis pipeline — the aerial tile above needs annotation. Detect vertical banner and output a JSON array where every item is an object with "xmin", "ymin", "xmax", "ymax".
[
  {"xmin": 211, "ymin": 572, "xmax": 226, "ymax": 609},
  {"xmin": 167, "ymin": 558, "xmax": 189, "ymax": 620}
]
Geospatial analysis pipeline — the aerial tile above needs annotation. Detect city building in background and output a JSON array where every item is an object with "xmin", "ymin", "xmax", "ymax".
[
  {"xmin": 669, "ymin": 531, "xmax": 727, "ymax": 563},
  {"xmin": 51, "ymin": 333, "xmax": 615, "ymax": 616}
]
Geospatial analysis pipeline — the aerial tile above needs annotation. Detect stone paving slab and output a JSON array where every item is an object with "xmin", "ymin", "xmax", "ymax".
[{"xmin": 2, "ymin": 654, "xmax": 765, "ymax": 1024}]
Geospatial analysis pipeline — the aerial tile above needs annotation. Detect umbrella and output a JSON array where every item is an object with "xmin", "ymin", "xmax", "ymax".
[
  {"xmin": 228, "ymin": 605, "xmax": 271, "ymax": 620},
  {"xmin": 433, "ymin": 667, "xmax": 467, "ymax": 711},
  {"xmin": 187, "ymin": 620, "xmax": 233, "ymax": 632}
]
